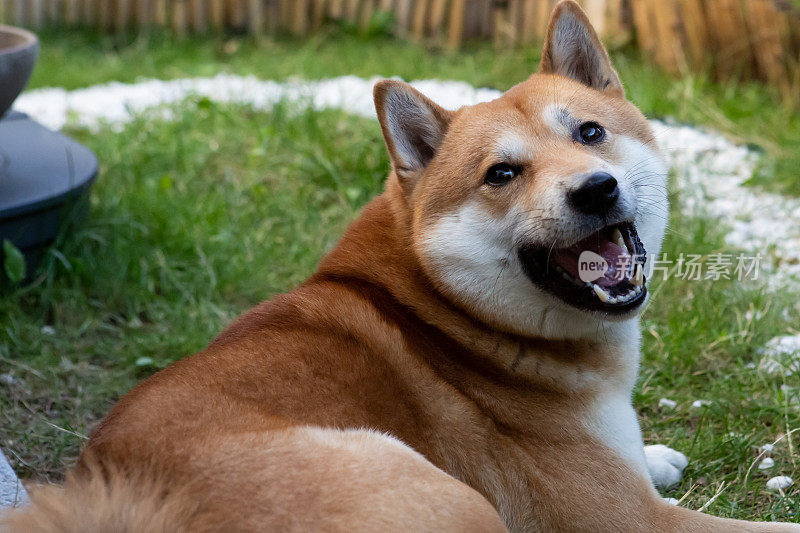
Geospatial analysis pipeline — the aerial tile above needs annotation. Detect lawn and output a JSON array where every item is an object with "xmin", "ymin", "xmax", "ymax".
[{"xmin": 1, "ymin": 28, "xmax": 798, "ymax": 523}]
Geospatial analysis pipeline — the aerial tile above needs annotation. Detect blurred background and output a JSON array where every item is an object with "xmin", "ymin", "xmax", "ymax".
[
  {"xmin": 3, "ymin": 0, "xmax": 800, "ymax": 97},
  {"xmin": 0, "ymin": 0, "xmax": 799, "ymax": 522}
]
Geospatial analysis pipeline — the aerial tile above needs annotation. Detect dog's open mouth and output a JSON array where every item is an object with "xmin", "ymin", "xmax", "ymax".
[{"xmin": 518, "ymin": 221, "xmax": 647, "ymax": 314}]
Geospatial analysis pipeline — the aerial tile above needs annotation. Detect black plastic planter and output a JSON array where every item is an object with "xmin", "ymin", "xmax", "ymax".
[
  {"xmin": 0, "ymin": 111, "xmax": 99, "ymax": 278},
  {"xmin": 0, "ymin": 26, "xmax": 99, "ymax": 280}
]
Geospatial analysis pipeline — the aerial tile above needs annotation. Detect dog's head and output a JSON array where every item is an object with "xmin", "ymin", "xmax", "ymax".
[{"xmin": 373, "ymin": 1, "xmax": 667, "ymax": 339}]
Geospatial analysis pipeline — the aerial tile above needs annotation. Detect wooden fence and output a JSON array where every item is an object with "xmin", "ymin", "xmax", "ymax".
[{"xmin": 2, "ymin": 0, "xmax": 799, "ymax": 98}]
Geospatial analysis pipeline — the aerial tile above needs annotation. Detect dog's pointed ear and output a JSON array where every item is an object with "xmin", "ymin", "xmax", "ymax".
[
  {"xmin": 540, "ymin": 1, "xmax": 624, "ymax": 98},
  {"xmin": 373, "ymin": 80, "xmax": 453, "ymax": 185}
]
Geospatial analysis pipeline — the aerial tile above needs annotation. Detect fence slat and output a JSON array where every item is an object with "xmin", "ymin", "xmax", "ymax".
[
  {"xmin": 583, "ymin": 0, "xmax": 606, "ymax": 36},
  {"xmin": 343, "ymin": 0, "xmax": 359, "ymax": 20},
  {"xmin": 411, "ymin": 0, "xmax": 428, "ymax": 40},
  {"xmin": 189, "ymin": 0, "xmax": 206, "ymax": 32},
  {"xmin": 650, "ymin": 0, "xmax": 683, "ymax": 73},
  {"xmin": 115, "ymin": 0, "xmax": 131, "ymax": 32},
  {"xmin": 153, "ymin": 0, "xmax": 166, "ymax": 26},
  {"xmin": 678, "ymin": 0, "xmax": 708, "ymax": 69},
  {"xmin": 208, "ymin": 0, "xmax": 224, "ymax": 29},
  {"xmin": 328, "ymin": 0, "xmax": 343, "ymax": 18},
  {"xmin": 447, "ymin": 0, "xmax": 465, "ymax": 49},
  {"xmin": 246, "ymin": 0, "xmax": 263, "ymax": 34},
  {"xmin": 31, "ymin": 0, "xmax": 44, "ymax": 27},
  {"xmin": 630, "ymin": 0, "xmax": 655, "ymax": 57},
  {"xmin": 746, "ymin": 0, "xmax": 790, "ymax": 90},
  {"xmin": 172, "ymin": 0, "xmax": 188, "ymax": 36},
  {"xmin": 707, "ymin": 0, "xmax": 752, "ymax": 76},
  {"xmin": 360, "ymin": 0, "xmax": 375, "ymax": 31},
  {"xmin": 535, "ymin": 0, "xmax": 555, "ymax": 42},
  {"xmin": 310, "ymin": 0, "xmax": 326, "ymax": 29},
  {"xmin": 427, "ymin": 0, "xmax": 447, "ymax": 36}
]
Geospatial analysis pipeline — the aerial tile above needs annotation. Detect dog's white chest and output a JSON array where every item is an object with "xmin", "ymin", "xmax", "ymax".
[{"xmin": 584, "ymin": 390, "xmax": 649, "ymax": 476}]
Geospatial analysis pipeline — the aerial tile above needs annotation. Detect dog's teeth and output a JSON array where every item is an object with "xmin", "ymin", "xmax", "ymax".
[
  {"xmin": 612, "ymin": 228, "xmax": 625, "ymax": 249},
  {"xmin": 632, "ymin": 264, "xmax": 643, "ymax": 286},
  {"xmin": 592, "ymin": 284, "xmax": 611, "ymax": 302}
]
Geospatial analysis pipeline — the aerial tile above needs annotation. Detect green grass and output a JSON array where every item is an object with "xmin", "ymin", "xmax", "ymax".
[
  {"xmin": 0, "ymin": 100, "xmax": 388, "ymax": 479},
  {"xmin": 1, "ymin": 30, "xmax": 798, "ymax": 522}
]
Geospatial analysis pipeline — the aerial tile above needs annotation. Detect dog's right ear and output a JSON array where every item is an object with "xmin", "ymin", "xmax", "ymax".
[
  {"xmin": 374, "ymin": 80, "xmax": 453, "ymax": 189},
  {"xmin": 540, "ymin": 0, "xmax": 624, "ymax": 98}
]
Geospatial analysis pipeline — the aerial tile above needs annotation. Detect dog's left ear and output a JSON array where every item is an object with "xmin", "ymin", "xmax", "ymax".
[
  {"xmin": 540, "ymin": 0, "xmax": 624, "ymax": 98},
  {"xmin": 373, "ymin": 80, "xmax": 453, "ymax": 188}
]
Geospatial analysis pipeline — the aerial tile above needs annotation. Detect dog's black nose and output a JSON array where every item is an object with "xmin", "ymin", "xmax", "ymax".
[{"xmin": 569, "ymin": 172, "xmax": 619, "ymax": 215}]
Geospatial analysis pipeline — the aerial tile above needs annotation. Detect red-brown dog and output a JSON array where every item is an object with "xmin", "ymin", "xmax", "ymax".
[{"xmin": 5, "ymin": 2, "xmax": 798, "ymax": 531}]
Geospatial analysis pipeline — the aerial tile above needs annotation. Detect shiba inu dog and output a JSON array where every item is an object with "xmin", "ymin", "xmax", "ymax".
[{"xmin": 4, "ymin": 2, "xmax": 798, "ymax": 532}]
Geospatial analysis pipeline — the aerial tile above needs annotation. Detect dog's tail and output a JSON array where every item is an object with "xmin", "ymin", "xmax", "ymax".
[{"xmin": 1, "ymin": 456, "xmax": 201, "ymax": 533}]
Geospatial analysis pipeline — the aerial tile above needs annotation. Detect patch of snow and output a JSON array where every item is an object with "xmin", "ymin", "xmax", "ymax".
[{"xmin": 766, "ymin": 476, "xmax": 793, "ymax": 490}]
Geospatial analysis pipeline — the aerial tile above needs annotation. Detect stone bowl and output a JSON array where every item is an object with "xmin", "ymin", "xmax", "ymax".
[{"xmin": 0, "ymin": 25, "xmax": 38, "ymax": 118}]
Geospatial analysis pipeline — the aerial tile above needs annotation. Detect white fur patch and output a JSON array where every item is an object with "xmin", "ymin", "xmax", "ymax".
[
  {"xmin": 420, "ymin": 202, "xmax": 627, "ymax": 342},
  {"xmin": 643, "ymin": 444, "xmax": 688, "ymax": 489},
  {"xmin": 542, "ymin": 104, "xmax": 572, "ymax": 137},
  {"xmin": 494, "ymin": 132, "xmax": 533, "ymax": 163}
]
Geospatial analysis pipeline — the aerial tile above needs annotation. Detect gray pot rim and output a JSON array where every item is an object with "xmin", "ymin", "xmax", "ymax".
[{"xmin": 0, "ymin": 24, "xmax": 38, "ymax": 56}]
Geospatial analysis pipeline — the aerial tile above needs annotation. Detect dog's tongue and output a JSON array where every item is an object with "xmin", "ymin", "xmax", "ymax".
[{"xmin": 552, "ymin": 236, "xmax": 632, "ymax": 287}]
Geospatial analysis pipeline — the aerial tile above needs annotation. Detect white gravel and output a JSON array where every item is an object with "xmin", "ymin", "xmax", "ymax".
[
  {"xmin": 691, "ymin": 400, "xmax": 712, "ymax": 409},
  {"xmin": 658, "ymin": 398, "xmax": 677, "ymax": 410},
  {"xmin": 766, "ymin": 476, "xmax": 794, "ymax": 490},
  {"xmin": 758, "ymin": 334, "xmax": 800, "ymax": 377},
  {"xmin": 758, "ymin": 457, "xmax": 775, "ymax": 470}
]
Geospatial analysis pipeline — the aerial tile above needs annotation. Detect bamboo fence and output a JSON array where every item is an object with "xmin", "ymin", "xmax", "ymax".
[{"xmin": 2, "ymin": 0, "xmax": 799, "ymax": 97}]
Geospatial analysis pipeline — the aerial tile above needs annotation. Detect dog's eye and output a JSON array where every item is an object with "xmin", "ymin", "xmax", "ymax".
[
  {"xmin": 576, "ymin": 122, "xmax": 605, "ymax": 144},
  {"xmin": 485, "ymin": 163, "xmax": 520, "ymax": 187}
]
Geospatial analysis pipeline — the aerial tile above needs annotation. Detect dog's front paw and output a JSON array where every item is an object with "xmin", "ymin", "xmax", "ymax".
[{"xmin": 644, "ymin": 444, "xmax": 688, "ymax": 489}]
